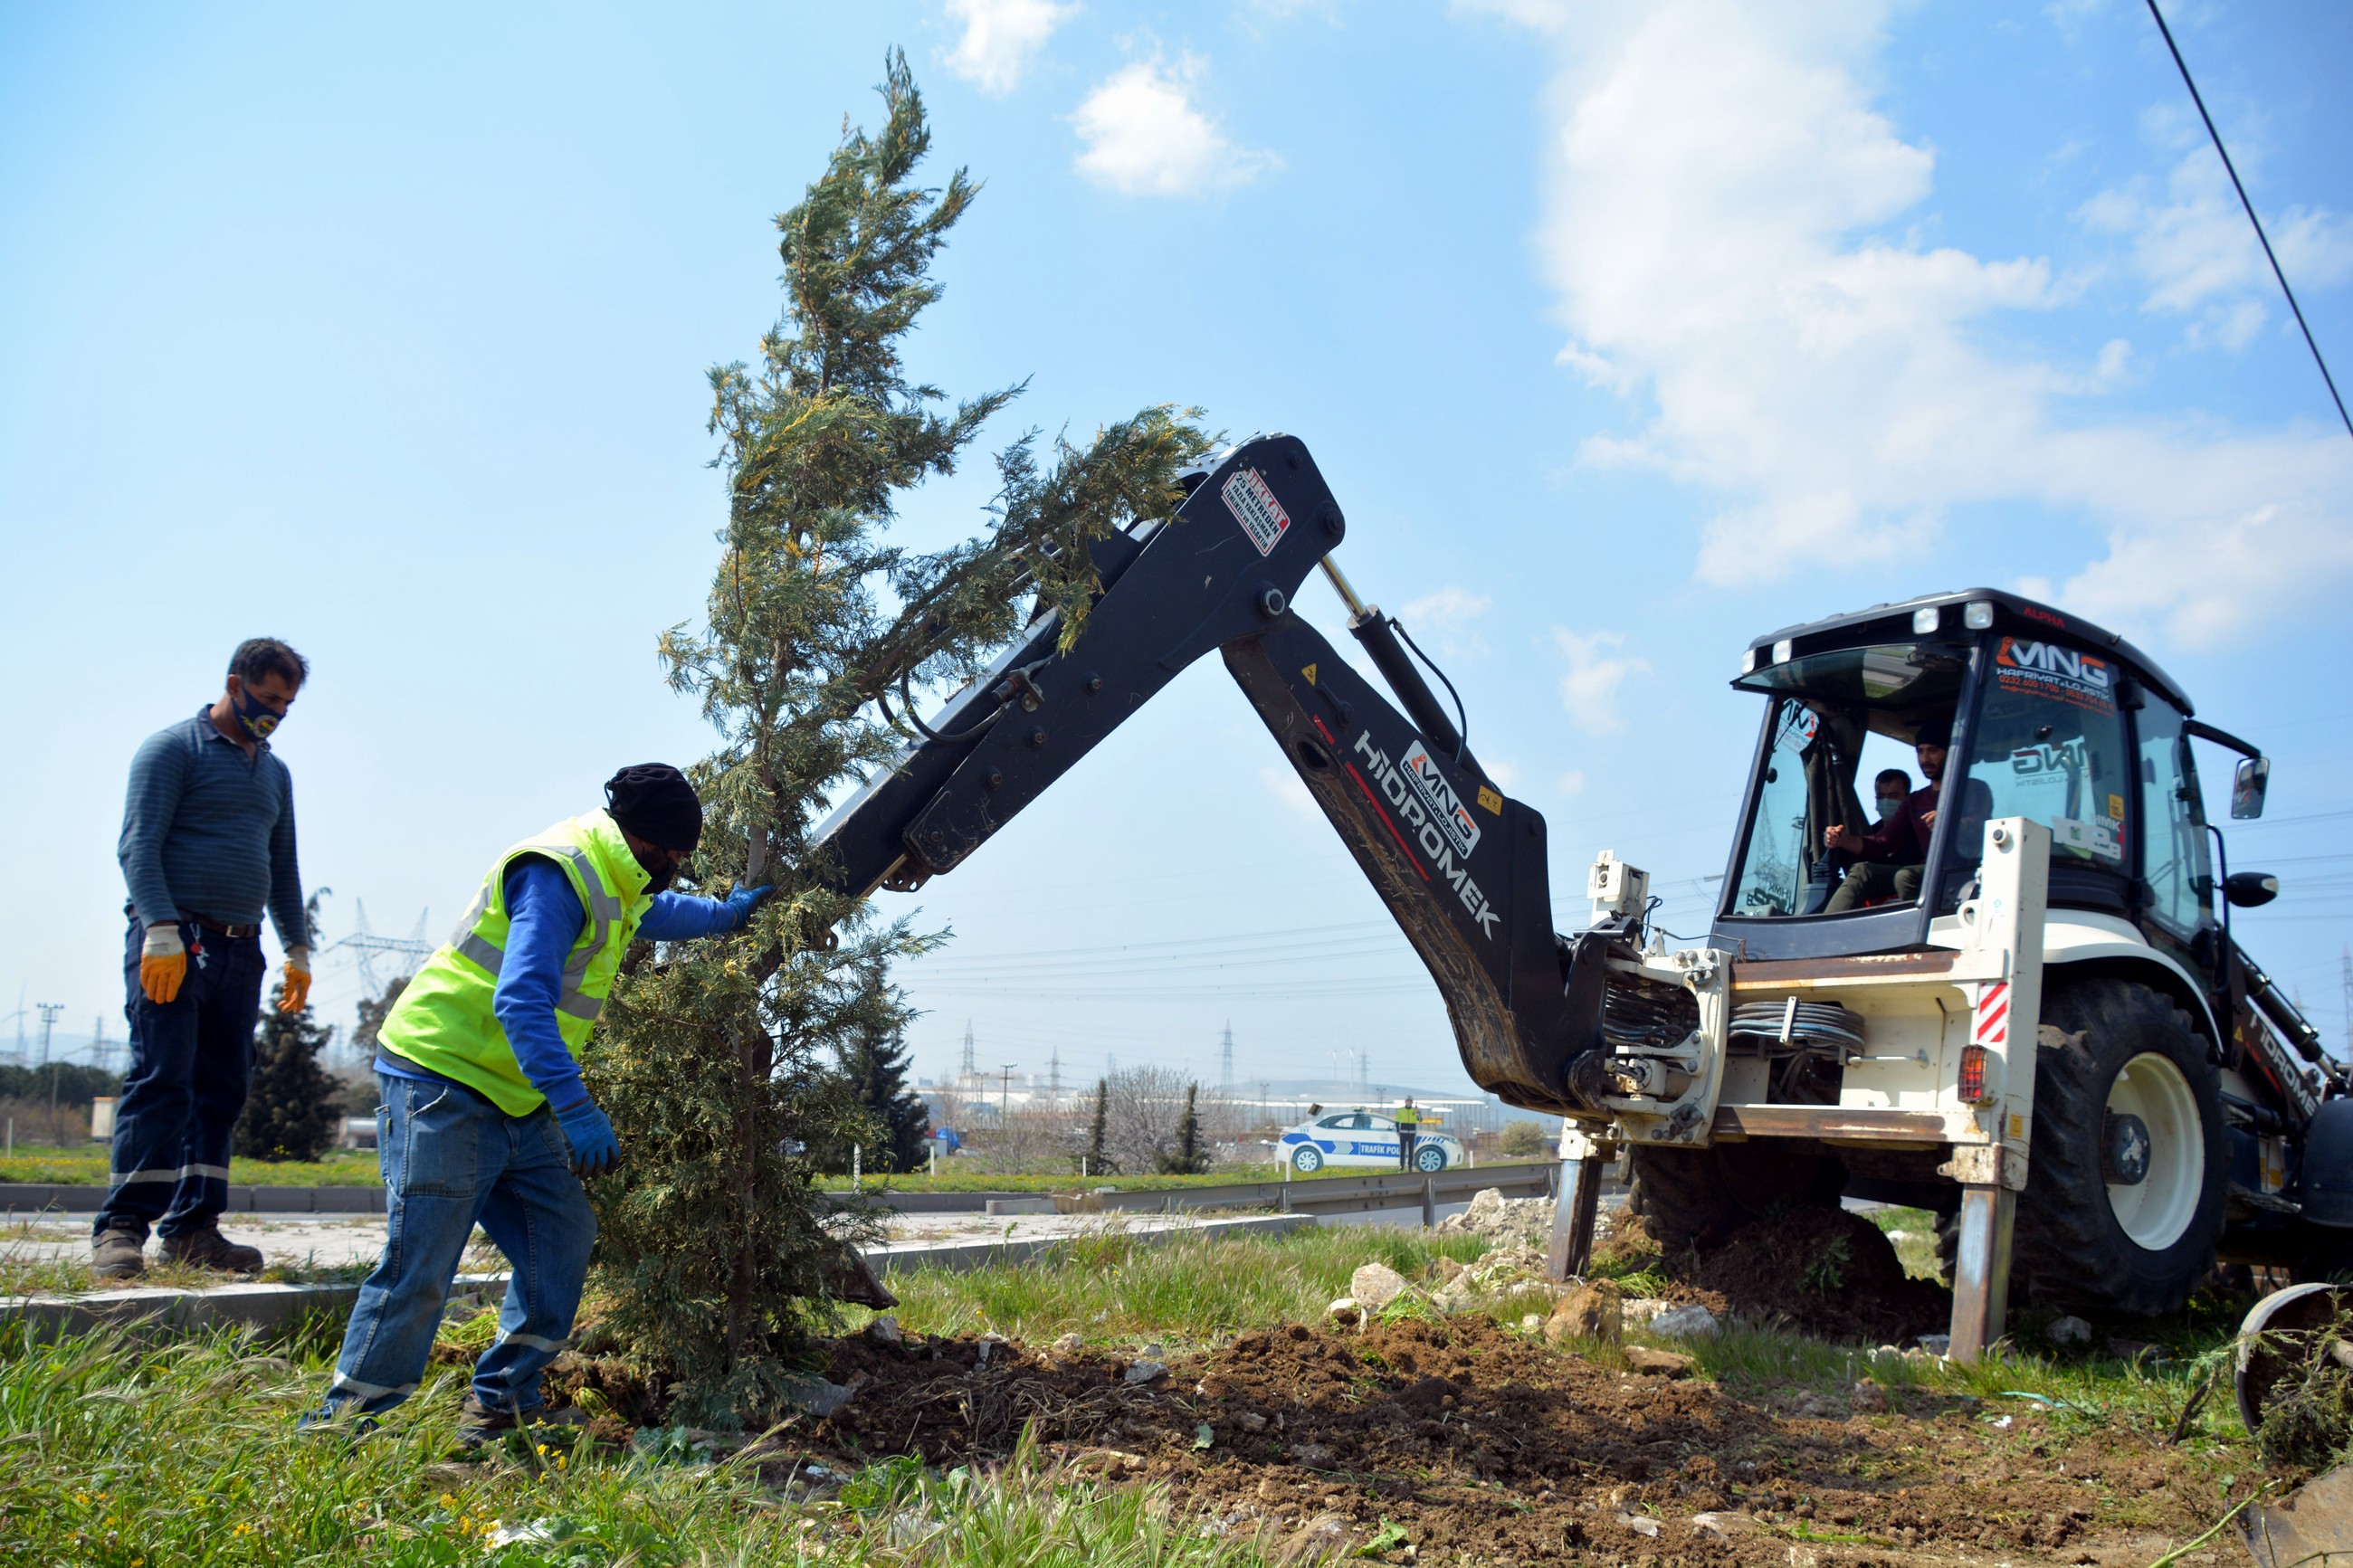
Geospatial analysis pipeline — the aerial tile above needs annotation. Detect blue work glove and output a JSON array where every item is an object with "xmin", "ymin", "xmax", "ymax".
[
  {"xmin": 724, "ymin": 883, "xmax": 775, "ymax": 931},
  {"xmin": 552, "ymin": 1097, "xmax": 619, "ymax": 1176}
]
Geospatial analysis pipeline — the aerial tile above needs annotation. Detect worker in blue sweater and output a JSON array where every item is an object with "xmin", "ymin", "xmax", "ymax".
[
  {"xmin": 311, "ymin": 765, "xmax": 767, "ymax": 1442},
  {"xmin": 100, "ymin": 637, "xmax": 312, "ymax": 1280}
]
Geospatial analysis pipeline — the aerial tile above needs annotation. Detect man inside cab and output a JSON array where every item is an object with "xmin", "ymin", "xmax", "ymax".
[{"xmin": 1821, "ymin": 721, "xmax": 1948, "ymax": 914}]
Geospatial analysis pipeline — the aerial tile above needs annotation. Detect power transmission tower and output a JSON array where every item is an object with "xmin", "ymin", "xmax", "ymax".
[
  {"xmin": 327, "ymin": 899, "xmax": 435, "ymax": 996},
  {"xmin": 1047, "ymin": 1046, "xmax": 1062, "ymax": 1098},
  {"xmin": 1219, "ymin": 1022, "xmax": 1234, "ymax": 1089},
  {"xmin": 90, "ymin": 1014, "xmax": 115, "ymax": 1075},
  {"xmin": 961, "ymin": 1021, "xmax": 976, "ymax": 1079},
  {"xmin": 1106, "ymin": 1051, "xmax": 1118, "ymax": 1079}
]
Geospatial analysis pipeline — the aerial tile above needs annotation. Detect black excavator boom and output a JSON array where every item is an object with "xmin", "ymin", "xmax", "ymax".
[{"xmin": 806, "ymin": 434, "xmax": 1605, "ymax": 1114}]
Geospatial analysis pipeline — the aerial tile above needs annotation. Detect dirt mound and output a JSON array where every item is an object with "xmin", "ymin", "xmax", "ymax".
[{"xmin": 1682, "ymin": 1207, "xmax": 1950, "ymax": 1344}]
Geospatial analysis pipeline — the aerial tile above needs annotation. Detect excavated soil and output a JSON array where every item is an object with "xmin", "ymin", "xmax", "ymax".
[
  {"xmin": 1596, "ymin": 1207, "xmax": 1952, "ymax": 1346},
  {"xmin": 779, "ymin": 1314, "xmax": 2230, "ymax": 1566}
]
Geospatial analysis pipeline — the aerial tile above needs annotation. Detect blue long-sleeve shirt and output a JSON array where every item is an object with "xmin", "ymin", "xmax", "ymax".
[
  {"xmin": 379, "ymin": 857, "xmax": 741, "ymax": 1108},
  {"xmin": 119, "ymin": 708, "xmax": 306, "ymax": 948}
]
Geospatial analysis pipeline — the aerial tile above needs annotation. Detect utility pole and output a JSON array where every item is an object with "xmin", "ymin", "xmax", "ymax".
[
  {"xmin": 36, "ymin": 1004, "xmax": 63, "ymax": 1120},
  {"xmin": 998, "ymin": 1063, "xmax": 1017, "ymax": 1121},
  {"xmin": 1047, "ymin": 1046, "xmax": 1062, "ymax": 1099},
  {"xmin": 1219, "ymin": 1022, "xmax": 1234, "ymax": 1089}
]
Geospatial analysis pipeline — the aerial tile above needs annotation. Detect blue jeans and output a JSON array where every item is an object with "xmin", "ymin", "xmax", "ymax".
[
  {"xmin": 96, "ymin": 912, "xmax": 265, "ymax": 1240},
  {"xmin": 316, "ymin": 1072, "xmax": 595, "ymax": 1420}
]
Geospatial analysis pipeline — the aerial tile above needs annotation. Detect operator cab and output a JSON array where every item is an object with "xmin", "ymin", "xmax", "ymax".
[{"xmin": 1712, "ymin": 589, "xmax": 2251, "ymax": 963}]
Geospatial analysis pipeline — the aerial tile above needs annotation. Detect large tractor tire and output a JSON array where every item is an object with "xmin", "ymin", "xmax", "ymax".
[
  {"xmin": 2003, "ymin": 977, "xmax": 2229, "ymax": 1318},
  {"xmin": 1627, "ymin": 1140, "xmax": 1846, "ymax": 1251}
]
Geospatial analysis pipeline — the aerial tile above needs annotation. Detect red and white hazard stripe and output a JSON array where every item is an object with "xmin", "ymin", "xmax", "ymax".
[{"xmin": 1974, "ymin": 981, "xmax": 2010, "ymax": 1047}]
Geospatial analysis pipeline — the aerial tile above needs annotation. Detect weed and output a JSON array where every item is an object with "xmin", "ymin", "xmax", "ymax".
[{"xmin": 1799, "ymin": 1234, "xmax": 1853, "ymax": 1297}]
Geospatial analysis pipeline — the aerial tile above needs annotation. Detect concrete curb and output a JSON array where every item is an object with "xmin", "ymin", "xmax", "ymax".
[
  {"xmin": 0, "ymin": 1272, "xmax": 510, "ymax": 1341},
  {"xmin": 866, "ymin": 1212, "xmax": 1315, "ymax": 1274},
  {"xmin": 2, "ymin": 1214, "xmax": 1317, "ymax": 1337}
]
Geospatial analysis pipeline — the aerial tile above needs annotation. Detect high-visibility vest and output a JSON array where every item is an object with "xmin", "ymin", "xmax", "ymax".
[
  {"xmin": 377, "ymin": 810, "xmax": 652, "ymax": 1116},
  {"xmin": 1394, "ymin": 1105, "xmax": 1421, "ymax": 1127}
]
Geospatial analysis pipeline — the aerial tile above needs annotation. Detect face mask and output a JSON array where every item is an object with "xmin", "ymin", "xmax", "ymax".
[
  {"xmin": 632, "ymin": 842, "xmax": 681, "ymax": 894},
  {"xmin": 1876, "ymin": 794, "xmax": 1906, "ymax": 822},
  {"xmin": 229, "ymin": 683, "xmax": 281, "ymax": 741}
]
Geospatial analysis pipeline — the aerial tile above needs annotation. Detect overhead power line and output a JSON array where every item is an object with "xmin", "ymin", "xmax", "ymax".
[{"xmin": 2145, "ymin": 0, "xmax": 2353, "ymax": 444}]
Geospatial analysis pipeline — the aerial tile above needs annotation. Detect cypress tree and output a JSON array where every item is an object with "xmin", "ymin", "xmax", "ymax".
[
  {"xmin": 1158, "ymin": 1082, "xmax": 1208, "ymax": 1175},
  {"xmin": 584, "ymin": 51, "xmax": 1207, "ymax": 1427},
  {"xmin": 1081, "ymin": 1077, "xmax": 1114, "ymax": 1175},
  {"xmin": 236, "ymin": 1004, "xmax": 341, "ymax": 1164},
  {"xmin": 837, "ymin": 959, "xmax": 929, "ymax": 1174}
]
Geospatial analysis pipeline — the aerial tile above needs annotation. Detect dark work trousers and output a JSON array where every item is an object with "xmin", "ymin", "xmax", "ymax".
[
  {"xmin": 94, "ymin": 911, "xmax": 266, "ymax": 1240},
  {"xmin": 1397, "ymin": 1128, "xmax": 1419, "ymax": 1170}
]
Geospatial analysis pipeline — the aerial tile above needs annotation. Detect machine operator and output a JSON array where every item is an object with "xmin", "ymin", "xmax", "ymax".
[{"xmin": 1820, "ymin": 720, "xmax": 1948, "ymax": 914}]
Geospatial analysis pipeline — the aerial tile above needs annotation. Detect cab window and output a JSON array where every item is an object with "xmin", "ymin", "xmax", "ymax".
[
  {"xmin": 1952, "ymin": 636, "xmax": 2131, "ymax": 873},
  {"xmin": 2137, "ymin": 698, "xmax": 2213, "ymax": 937}
]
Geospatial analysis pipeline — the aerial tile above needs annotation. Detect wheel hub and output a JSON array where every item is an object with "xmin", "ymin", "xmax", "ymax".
[{"xmin": 2104, "ymin": 1111, "xmax": 2152, "ymax": 1185}]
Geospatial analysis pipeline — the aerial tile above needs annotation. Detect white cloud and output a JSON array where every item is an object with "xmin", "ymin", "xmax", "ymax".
[
  {"xmin": 943, "ymin": 0, "xmax": 1078, "ymax": 94},
  {"xmin": 1071, "ymin": 55, "xmax": 1277, "ymax": 197},
  {"xmin": 2079, "ymin": 147, "xmax": 2353, "ymax": 349},
  {"xmin": 1551, "ymin": 627, "xmax": 1648, "ymax": 734},
  {"xmin": 1558, "ymin": 769, "xmax": 1586, "ymax": 796},
  {"xmin": 1399, "ymin": 585, "xmax": 1492, "ymax": 658},
  {"xmin": 1475, "ymin": 0, "xmax": 2353, "ymax": 646}
]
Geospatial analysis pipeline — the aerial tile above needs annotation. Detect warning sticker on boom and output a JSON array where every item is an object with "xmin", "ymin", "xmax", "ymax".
[{"xmin": 1222, "ymin": 468, "xmax": 1291, "ymax": 556}]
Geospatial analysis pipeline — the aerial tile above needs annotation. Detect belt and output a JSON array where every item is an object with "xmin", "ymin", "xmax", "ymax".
[{"xmin": 187, "ymin": 914, "xmax": 262, "ymax": 938}]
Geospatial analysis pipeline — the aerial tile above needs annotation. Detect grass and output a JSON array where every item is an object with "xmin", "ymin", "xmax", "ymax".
[
  {"xmin": 0, "ymin": 1320, "xmax": 1286, "ymax": 1568},
  {"xmin": 862, "ymin": 1225, "xmax": 1490, "ymax": 1346},
  {"xmin": 0, "ymin": 1221, "xmax": 2274, "ymax": 1566},
  {"xmin": 1865, "ymin": 1204, "xmax": 1942, "ymax": 1280},
  {"xmin": 816, "ymin": 1163, "xmax": 1467, "ymax": 1193},
  {"xmin": 0, "ymin": 1145, "xmax": 385, "ymax": 1187}
]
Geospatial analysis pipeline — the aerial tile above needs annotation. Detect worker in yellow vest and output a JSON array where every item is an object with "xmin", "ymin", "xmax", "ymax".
[
  {"xmin": 309, "ymin": 765, "xmax": 769, "ymax": 1443},
  {"xmin": 1393, "ymin": 1097, "xmax": 1423, "ymax": 1171}
]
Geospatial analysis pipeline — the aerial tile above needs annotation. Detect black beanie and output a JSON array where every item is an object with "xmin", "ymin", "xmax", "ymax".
[
  {"xmin": 605, "ymin": 764, "xmax": 704, "ymax": 851},
  {"xmin": 1913, "ymin": 716, "xmax": 1953, "ymax": 750}
]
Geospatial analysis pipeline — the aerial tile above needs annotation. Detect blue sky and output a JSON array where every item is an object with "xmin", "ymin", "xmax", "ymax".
[{"xmin": 3, "ymin": 0, "xmax": 2348, "ymax": 1097}]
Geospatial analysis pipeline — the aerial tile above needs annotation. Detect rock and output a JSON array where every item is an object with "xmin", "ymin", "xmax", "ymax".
[
  {"xmin": 779, "ymin": 1373, "xmax": 858, "ymax": 1417},
  {"xmin": 1432, "ymin": 1256, "xmax": 1465, "ymax": 1284},
  {"xmin": 1051, "ymin": 1332, "xmax": 1085, "ymax": 1356},
  {"xmin": 1616, "ymin": 1513, "xmax": 1662, "ymax": 1537},
  {"xmin": 2046, "ymin": 1315, "xmax": 2094, "ymax": 1348},
  {"xmin": 1915, "ymin": 1333, "xmax": 1951, "ymax": 1357},
  {"xmin": 1624, "ymin": 1346, "xmax": 1697, "ymax": 1378},
  {"xmin": 1689, "ymin": 1511, "xmax": 1749, "ymax": 1540},
  {"xmin": 1648, "ymin": 1303, "xmax": 1720, "ymax": 1340},
  {"xmin": 1520, "ymin": 1314, "xmax": 1543, "ymax": 1331},
  {"xmin": 1287, "ymin": 1511, "xmax": 1353, "ymax": 1551},
  {"xmin": 1123, "ymin": 1359, "xmax": 1168, "ymax": 1385},
  {"xmin": 1237, "ymin": 1411, "xmax": 1268, "ymax": 1433},
  {"xmin": 1851, "ymin": 1378, "xmax": 1889, "ymax": 1412},
  {"xmin": 865, "ymin": 1315, "xmax": 903, "ymax": 1346},
  {"xmin": 1291, "ymin": 1442, "xmax": 1336, "ymax": 1468},
  {"xmin": 1350, "ymin": 1262, "xmax": 1410, "ymax": 1309},
  {"xmin": 1621, "ymin": 1297, "xmax": 1675, "ymax": 1327},
  {"xmin": 1327, "ymin": 1297, "xmax": 1362, "ymax": 1326},
  {"xmin": 976, "ymin": 1333, "xmax": 1009, "ymax": 1365},
  {"xmin": 1546, "ymin": 1280, "xmax": 1624, "ymax": 1344}
]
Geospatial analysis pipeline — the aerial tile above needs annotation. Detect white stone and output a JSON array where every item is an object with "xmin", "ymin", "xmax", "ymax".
[
  {"xmin": 1124, "ymin": 1359, "xmax": 1168, "ymax": 1385},
  {"xmin": 867, "ymin": 1315, "xmax": 903, "ymax": 1345},
  {"xmin": 1621, "ymin": 1297, "xmax": 1675, "ymax": 1326},
  {"xmin": 1349, "ymin": 1261, "xmax": 1410, "ymax": 1309},
  {"xmin": 1648, "ymin": 1303, "xmax": 1720, "ymax": 1339},
  {"xmin": 1915, "ymin": 1333, "xmax": 1951, "ymax": 1357},
  {"xmin": 2046, "ymin": 1315, "xmax": 2094, "ymax": 1348}
]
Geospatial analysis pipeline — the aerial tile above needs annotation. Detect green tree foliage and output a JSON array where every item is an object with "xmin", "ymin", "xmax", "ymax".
[
  {"xmin": 1081, "ymin": 1078, "xmax": 1114, "ymax": 1175},
  {"xmin": 584, "ymin": 52, "xmax": 1209, "ymax": 1428},
  {"xmin": 235, "ymin": 1006, "xmax": 341, "ymax": 1163},
  {"xmin": 1157, "ymin": 1082, "xmax": 1209, "ymax": 1175},
  {"xmin": 832, "ymin": 958, "xmax": 930, "ymax": 1174},
  {"xmin": 0, "ymin": 1063, "xmax": 120, "ymax": 1111},
  {"xmin": 1497, "ymin": 1119, "xmax": 1553, "ymax": 1158}
]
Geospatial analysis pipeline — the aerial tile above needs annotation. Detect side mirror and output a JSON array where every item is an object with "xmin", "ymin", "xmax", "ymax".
[
  {"xmin": 2232, "ymin": 755, "xmax": 2271, "ymax": 820},
  {"xmin": 2224, "ymin": 870, "xmax": 2280, "ymax": 908}
]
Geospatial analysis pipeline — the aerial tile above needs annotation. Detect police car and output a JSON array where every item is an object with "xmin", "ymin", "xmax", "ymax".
[{"xmin": 1277, "ymin": 1111, "xmax": 1462, "ymax": 1174}]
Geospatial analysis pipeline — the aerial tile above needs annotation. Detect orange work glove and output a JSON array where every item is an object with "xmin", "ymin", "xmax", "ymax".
[
  {"xmin": 140, "ymin": 924, "xmax": 188, "ymax": 1004},
  {"xmin": 276, "ymin": 947, "xmax": 312, "ymax": 1014}
]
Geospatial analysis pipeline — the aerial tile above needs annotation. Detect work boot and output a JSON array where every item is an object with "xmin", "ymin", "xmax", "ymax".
[
  {"xmin": 457, "ymin": 1394, "xmax": 588, "ymax": 1449},
  {"xmin": 158, "ymin": 1224, "xmax": 264, "ymax": 1274},
  {"xmin": 90, "ymin": 1228, "xmax": 148, "ymax": 1280}
]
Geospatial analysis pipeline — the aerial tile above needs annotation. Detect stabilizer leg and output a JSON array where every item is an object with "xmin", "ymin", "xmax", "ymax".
[
  {"xmin": 1948, "ymin": 1183, "xmax": 2016, "ymax": 1362},
  {"xmin": 1548, "ymin": 1130, "xmax": 1614, "ymax": 1282}
]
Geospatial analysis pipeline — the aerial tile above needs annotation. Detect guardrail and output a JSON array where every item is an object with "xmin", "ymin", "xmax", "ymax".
[{"xmin": 1067, "ymin": 1159, "xmax": 1562, "ymax": 1224}]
